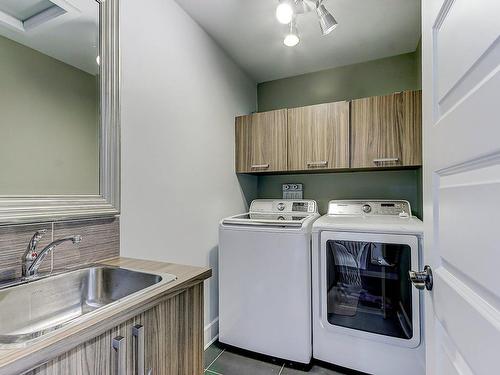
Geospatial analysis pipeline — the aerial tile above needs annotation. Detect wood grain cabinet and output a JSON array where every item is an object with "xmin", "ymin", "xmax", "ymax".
[
  {"xmin": 350, "ymin": 90, "xmax": 422, "ymax": 168},
  {"xmin": 26, "ymin": 284, "xmax": 204, "ymax": 375},
  {"xmin": 235, "ymin": 110, "xmax": 287, "ymax": 173},
  {"xmin": 287, "ymin": 101, "xmax": 350, "ymax": 171}
]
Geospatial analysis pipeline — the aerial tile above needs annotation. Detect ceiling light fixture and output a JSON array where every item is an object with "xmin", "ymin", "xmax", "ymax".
[
  {"xmin": 276, "ymin": 0, "xmax": 294, "ymax": 24},
  {"xmin": 275, "ymin": 0, "xmax": 338, "ymax": 44},
  {"xmin": 316, "ymin": 3, "xmax": 338, "ymax": 36},
  {"xmin": 284, "ymin": 20, "xmax": 300, "ymax": 47}
]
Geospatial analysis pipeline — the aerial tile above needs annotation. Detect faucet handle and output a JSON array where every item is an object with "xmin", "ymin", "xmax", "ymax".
[{"xmin": 27, "ymin": 229, "xmax": 48, "ymax": 252}]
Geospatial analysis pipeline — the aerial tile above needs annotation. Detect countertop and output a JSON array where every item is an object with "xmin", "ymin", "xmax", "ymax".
[{"xmin": 0, "ymin": 257, "xmax": 212, "ymax": 375}]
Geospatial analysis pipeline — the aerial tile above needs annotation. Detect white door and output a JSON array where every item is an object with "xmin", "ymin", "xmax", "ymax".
[{"xmin": 422, "ymin": 0, "xmax": 500, "ymax": 374}]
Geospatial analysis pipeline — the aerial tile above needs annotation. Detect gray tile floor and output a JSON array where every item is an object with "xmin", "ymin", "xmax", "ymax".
[{"xmin": 204, "ymin": 341, "xmax": 347, "ymax": 375}]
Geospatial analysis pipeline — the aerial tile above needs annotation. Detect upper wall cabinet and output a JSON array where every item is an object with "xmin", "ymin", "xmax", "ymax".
[
  {"xmin": 287, "ymin": 101, "xmax": 350, "ymax": 171},
  {"xmin": 350, "ymin": 90, "xmax": 422, "ymax": 168},
  {"xmin": 235, "ymin": 110, "xmax": 287, "ymax": 173}
]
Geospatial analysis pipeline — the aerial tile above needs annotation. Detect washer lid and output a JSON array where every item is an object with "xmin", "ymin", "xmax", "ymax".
[
  {"xmin": 312, "ymin": 214, "xmax": 423, "ymax": 235},
  {"xmin": 222, "ymin": 212, "xmax": 311, "ymax": 228}
]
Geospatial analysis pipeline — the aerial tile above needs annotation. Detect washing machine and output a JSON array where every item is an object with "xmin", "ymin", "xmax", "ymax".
[
  {"xmin": 219, "ymin": 199, "xmax": 319, "ymax": 364},
  {"xmin": 312, "ymin": 200, "xmax": 424, "ymax": 375}
]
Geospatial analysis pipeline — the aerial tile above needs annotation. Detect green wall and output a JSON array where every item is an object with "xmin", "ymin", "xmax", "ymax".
[
  {"xmin": 0, "ymin": 35, "xmax": 99, "ymax": 195},
  {"xmin": 255, "ymin": 50, "xmax": 423, "ymax": 218},
  {"xmin": 258, "ymin": 170, "xmax": 422, "ymax": 218},
  {"xmin": 258, "ymin": 51, "xmax": 420, "ymax": 111}
]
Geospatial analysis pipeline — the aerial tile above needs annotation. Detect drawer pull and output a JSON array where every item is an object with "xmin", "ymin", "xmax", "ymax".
[
  {"xmin": 133, "ymin": 324, "xmax": 145, "ymax": 375},
  {"xmin": 307, "ymin": 161, "xmax": 328, "ymax": 167},
  {"xmin": 112, "ymin": 336, "xmax": 126, "ymax": 375},
  {"xmin": 251, "ymin": 164, "xmax": 270, "ymax": 169},
  {"xmin": 373, "ymin": 158, "xmax": 399, "ymax": 164}
]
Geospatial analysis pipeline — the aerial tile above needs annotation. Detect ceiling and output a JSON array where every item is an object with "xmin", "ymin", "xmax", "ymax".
[
  {"xmin": 174, "ymin": 0, "xmax": 421, "ymax": 83},
  {"xmin": 0, "ymin": 0, "xmax": 98, "ymax": 75}
]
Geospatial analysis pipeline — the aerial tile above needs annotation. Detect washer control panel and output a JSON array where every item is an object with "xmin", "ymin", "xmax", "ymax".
[
  {"xmin": 328, "ymin": 200, "xmax": 411, "ymax": 217},
  {"xmin": 250, "ymin": 199, "xmax": 317, "ymax": 214}
]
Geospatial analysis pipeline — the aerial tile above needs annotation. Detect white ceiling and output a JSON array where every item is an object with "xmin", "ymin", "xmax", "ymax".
[
  {"xmin": 0, "ymin": 0, "xmax": 98, "ymax": 75},
  {"xmin": 174, "ymin": 0, "xmax": 421, "ymax": 83}
]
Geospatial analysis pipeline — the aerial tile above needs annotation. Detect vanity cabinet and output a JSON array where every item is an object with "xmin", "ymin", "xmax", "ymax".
[
  {"xmin": 350, "ymin": 90, "xmax": 422, "ymax": 168},
  {"xmin": 26, "ymin": 283, "xmax": 203, "ymax": 375},
  {"xmin": 235, "ymin": 109, "xmax": 287, "ymax": 173},
  {"xmin": 287, "ymin": 101, "xmax": 350, "ymax": 171}
]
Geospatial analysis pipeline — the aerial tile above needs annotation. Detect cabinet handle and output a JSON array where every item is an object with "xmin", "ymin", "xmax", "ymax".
[
  {"xmin": 373, "ymin": 158, "xmax": 399, "ymax": 164},
  {"xmin": 133, "ymin": 324, "xmax": 145, "ymax": 375},
  {"xmin": 251, "ymin": 163, "xmax": 270, "ymax": 169},
  {"xmin": 112, "ymin": 336, "xmax": 126, "ymax": 375},
  {"xmin": 307, "ymin": 161, "xmax": 328, "ymax": 168}
]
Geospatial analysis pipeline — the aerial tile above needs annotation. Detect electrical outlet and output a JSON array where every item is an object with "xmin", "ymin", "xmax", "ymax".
[{"xmin": 282, "ymin": 183, "xmax": 303, "ymax": 199}]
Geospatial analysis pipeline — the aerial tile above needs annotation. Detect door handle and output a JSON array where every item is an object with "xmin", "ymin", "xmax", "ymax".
[
  {"xmin": 373, "ymin": 158, "xmax": 399, "ymax": 164},
  {"xmin": 251, "ymin": 163, "xmax": 270, "ymax": 169},
  {"xmin": 409, "ymin": 265, "xmax": 433, "ymax": 291},
  {"xmin": 307, "ymin": 161, "xmax": 328, "ymax": 168},
  {"xmin": 112, "ymin": 336, "xmax": 126, "ymax": 375},
  {"xmin": 133, "ymin": 324, "xmax": 145, "ymax": 375}
]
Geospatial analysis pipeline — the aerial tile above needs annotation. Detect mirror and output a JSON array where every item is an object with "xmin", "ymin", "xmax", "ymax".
[
  {"xmin": 0, "ymin": 0, "xmax": 120, "ymax": 223},
  {"xmin": 0, "ymin": 0, "xmax": 99, "ymax": 195}
]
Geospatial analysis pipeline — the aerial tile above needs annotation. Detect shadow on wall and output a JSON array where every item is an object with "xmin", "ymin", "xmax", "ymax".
[
  {"xmin": 256, "ymin": 169, "xmax": 423, "ymax": 218},
  {"xmin": 237, "ymin": 174, "xmax": 259, "ymax": 209},
  {"xmin": 208, "ymin": 245, "xmax": 219, "ymax": 323}
]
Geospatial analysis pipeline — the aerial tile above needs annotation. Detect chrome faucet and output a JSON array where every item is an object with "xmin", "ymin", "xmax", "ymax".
[
  {"xmin": 22, "ymin": 231, "xmax": 82, "ymax": 278},
  {"xmin": 21, "ymin": 230, "xmax": 47, "ymax": 277}
]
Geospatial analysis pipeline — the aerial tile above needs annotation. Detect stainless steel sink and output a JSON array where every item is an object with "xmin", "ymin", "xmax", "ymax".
[{"xmin": 0, "ymin": 266, "xmax": 176, "ymax": 346}]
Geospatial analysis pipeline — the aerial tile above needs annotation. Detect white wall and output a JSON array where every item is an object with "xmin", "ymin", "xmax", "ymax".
[{"xmin": 120, "ymin": 0, "xmax": 257, "ymax": 346}]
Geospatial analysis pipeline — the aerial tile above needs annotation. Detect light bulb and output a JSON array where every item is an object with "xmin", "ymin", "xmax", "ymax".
[
  {"xmin": 283, "ymin": 20, "xmax": 300, "ymax": 47},
  {"xmin": 276, "ymin": 2, "xmax": 294, "ymax": 24},
  {"xmin": 284, "ymin": 33, "xmax": 300, "ymax": 47}
]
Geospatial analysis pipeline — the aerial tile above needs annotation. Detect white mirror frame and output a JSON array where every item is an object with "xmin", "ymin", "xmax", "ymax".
[{"xmin": 0, "ymin": 0, "xmax": 120, "ymax": 225}]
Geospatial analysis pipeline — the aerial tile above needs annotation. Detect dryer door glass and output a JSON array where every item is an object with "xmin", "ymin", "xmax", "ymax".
[{"xmin": 325, "ymin": 240, "xmax": 413, "ymax": 339}]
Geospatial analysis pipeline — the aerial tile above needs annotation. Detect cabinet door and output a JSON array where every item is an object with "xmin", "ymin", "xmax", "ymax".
[
  {"xmin": 351, "ymin": 90, "xmax": 422, "ymax": 168},
  {"xmin": 139, "ymin": 283, "xmax": 204, "ymax": 375},
  {"xmin": 235, "ymin": 110, "xmax": 287, "ymax": 173},
  {"xmin": 26, "ymin": 323, "xmax": 130, "ymax": 375},
  {"xmin": 287, "ymin": 102, "xmax": 350, "ymax": 171}
]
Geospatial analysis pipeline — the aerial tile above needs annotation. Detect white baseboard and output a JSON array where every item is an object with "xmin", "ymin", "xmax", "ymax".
[{"xmin": 204, "ymin": 317, "xmax": 219, "ymax": 350}]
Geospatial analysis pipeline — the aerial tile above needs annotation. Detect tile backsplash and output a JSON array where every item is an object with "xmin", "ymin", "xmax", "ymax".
[{"xmin": 0, "ymin": 217, "xmax": 120, "ymax": 281}]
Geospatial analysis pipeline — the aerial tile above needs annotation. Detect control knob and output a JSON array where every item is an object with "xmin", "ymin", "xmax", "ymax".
[
  {"xmin": 277, "ymin": 202, "xmax": 286, "ymax": 211},
  {"xmin": 362, "ymin": 204, "xmax": 372, "ymax": 213}
]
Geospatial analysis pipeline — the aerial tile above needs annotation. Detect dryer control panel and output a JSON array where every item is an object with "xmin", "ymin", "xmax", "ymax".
[
  {"xmin": 327, "ymin": 200, "xmax": 411, "ymax": 217},
  {"xmin": 250, "ymin": 199, "xmax": 317, "ymax": 214}
]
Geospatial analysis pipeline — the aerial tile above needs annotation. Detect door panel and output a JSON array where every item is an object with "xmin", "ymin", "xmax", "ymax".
[
  {"xmin": 423, "ymin": 0, "xmax": 500, "ymax": 374},
  {"xmin": 351, "ymin": 91, "xmax": 422, "ymax": 168},
  {"xmin": 439, "ymin": 169, "xmax": 500, "ymax": 299},
  {"xmin": 436, "ymin": 0, "xmax": 500, "ymax": 102},
  {"xmin": 235, "ymin": 110, "xmax": 287, "ymax": 173},
  {"xmin": 250, "ymin": 110, "xmax": 288, "ymax": 172},
  {"xmin": 287, "ymin": 102, "xmax": 349, "ymax": 171},
  {"xmin": 433, "ymin": 268, "xmax": 499, "ymax": 375},
  {"xmin": 235, "ymin": 115, "xmax": 252, "ymax": 173}
]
